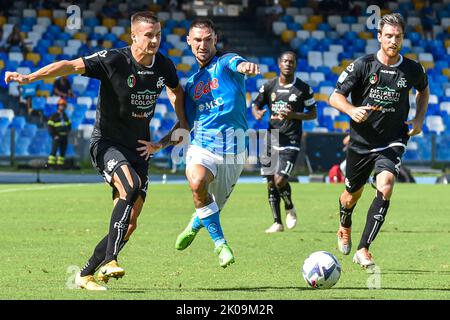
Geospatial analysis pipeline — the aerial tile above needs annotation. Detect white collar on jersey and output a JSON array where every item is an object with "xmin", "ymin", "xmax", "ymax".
[
  {"xmin": 144, "ymin": 55, "xmax": 156, "ymax": 68},
  {"xmin": 376, "ymin": 50, "xmax": 403, "ymax": 67},
  {"xmin": 278, "ymin": 77, "xmax": 297, "ymax": 88}
]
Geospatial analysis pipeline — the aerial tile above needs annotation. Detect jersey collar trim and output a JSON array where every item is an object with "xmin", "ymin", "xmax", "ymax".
[
  {"xmin": 145, "ymin": 55, "xmax": 156, "ymax": 68},
  {"xmin": 128, "ymin": 46, "xmax": 156, "ymax": 69},
  {"xmin": 375, "ymin": 51, "xmax": 403, "ymax": 68},
  {"xmin": 199, "ymin": 53, "xmax": 219, "ymax": 70},
  {"xmin": 278, "ymin": 77, "xmax": 296, "ymax": 88}
]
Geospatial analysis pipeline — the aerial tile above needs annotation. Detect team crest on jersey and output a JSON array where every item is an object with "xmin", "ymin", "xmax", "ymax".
[
  {"xmin": 127, "ymin": 75, "xmax": 136, "ymax": 88},
  {"xmin": 397, "ymin": 77, "xmax": 407, "ymax": 88},
  {"xmin": 346, "ymin": 63, "xmax": 354, "ymax": 72},
  {"xmin": 271, "ymin": 92, "xmax": 276, "ymax": 102},
  {"xmin": 369, "ymin": 73, "xmax": 378, "ymax": 84},
  {"xmin": 156, "ymin": 77, "xmax": 165, "ymax": 88},
  {"xmin": 288, "ymin": 94, "xmax": 297, "ymax": 102}
]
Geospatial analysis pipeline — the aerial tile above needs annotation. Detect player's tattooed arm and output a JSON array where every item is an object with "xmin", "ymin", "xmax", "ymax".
[
  {"xmin": 136, "ymin": 140, "xmax": 163, "ymax": 160},
  {"xmin": 155, "ymin": 121, "xmax": 187, "ymax": 150}
]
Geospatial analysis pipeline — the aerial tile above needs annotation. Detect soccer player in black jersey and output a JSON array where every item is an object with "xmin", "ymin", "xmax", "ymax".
[
  {"xmin": 252, "ymin": 51, "xmax": 317, "ymax": 233},
  {"xmin": 5, "ymin": 11, "xmax": 187, "ymax": 290},
  {"xmin": 329, "ymin": 13, "xmax": 429, "ymax": 268}
]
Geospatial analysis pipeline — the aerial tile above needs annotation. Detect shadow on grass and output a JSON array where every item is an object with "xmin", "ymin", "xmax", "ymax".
[
  {"xmin": 115, "ymin": 285, "xmax": 450, "ymax": 294},
  {"xmin": 383, "ymin": 269, "xmax": 450, "ymax": 275},
  {"xmin": 312, "ymin": 230, "xmax": 450, "ymax": 234}
]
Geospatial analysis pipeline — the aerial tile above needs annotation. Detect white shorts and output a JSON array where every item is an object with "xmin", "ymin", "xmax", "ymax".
[{"xmin": 186, "ymin": 144, "xmax": 245, "ymax": 210}]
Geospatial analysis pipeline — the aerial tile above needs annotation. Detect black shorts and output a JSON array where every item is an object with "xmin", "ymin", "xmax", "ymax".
[
  {"xmin": 345, "ymin": 146, "xmax": 405, "ymax": 193},
  {"xmin": 90, "ymin": 140, "xmax": 149, "ymax": 201},
  {"xmin": 260, "ymin": 147, "xmax": 299, "ymax": 178}
]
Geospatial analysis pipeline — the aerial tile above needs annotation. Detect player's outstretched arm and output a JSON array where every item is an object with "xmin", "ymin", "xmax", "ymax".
[
  {"xmin": 329, "ymin": 91, "xmax": 371, "ymax": 123},
  {"xmin": 406, "ymin": 86, "xmax": 429, "ymax": 136},
  {"xmin": 4, "ymin": 58, "xmax": 86, "ymax": 85},
  {"xmin": 236, "ymin": 62, "xmax": 260, "ymax": 76}
]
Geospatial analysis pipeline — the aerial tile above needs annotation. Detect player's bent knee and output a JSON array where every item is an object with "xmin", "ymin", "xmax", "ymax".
[
  {"xmin": 341, "ymin": 190, "xmax": 361, "ymax": 207},
  {"xmin": 377, "ymin": 184, "xmax": 394, "ymax": 200},
  {"xmin": 116, "ymin": 167, "xmax": 141, "ymax": 203},
  {"xmin": 274, "ymin": 176, "xmax": 288, "ymax": 189},
  {"xmin": 189, "ymin": 178, "xmax": 208, "ymax": 194}
]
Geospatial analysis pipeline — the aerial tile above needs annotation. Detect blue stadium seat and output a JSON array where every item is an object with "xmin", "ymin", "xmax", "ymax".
[
  {"xmin": 84, "ymin": 18, "xmax": 100, "ymax": 28},
  {"xmin": 0, "ymin": 117, "xmax": 10, "ymax": 135},
  {"xmin": 32, "ymin": 97, "xmax": 46, "ymax": 111},
  {"xmin": 9, "ymin": 116, "xmax": 26, "ymax": 130},
  {"xmin": 44, "ymin": 104, "xmax": 57, "ymax": 118},
  {"xmin": 20, "ymin": 123, "xmax": 37, "ymax": 138},
  {"xmin": 15, "ymin": 137, "xmax": 31, "ymax": 156}
]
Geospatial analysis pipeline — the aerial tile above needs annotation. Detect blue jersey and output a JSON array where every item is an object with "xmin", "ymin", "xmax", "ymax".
[{"xmin": 185, "ymin": 53, "xmax": 248, "ymax": 155}]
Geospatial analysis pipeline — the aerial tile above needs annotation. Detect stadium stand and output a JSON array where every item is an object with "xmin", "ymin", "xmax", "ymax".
[{"xmin": 0, "ymin": 0, "xmax": 449, "ymax": 168}]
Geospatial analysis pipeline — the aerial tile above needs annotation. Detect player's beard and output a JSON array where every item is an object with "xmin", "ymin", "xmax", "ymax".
[
  {"xmin": 383, "ymin": 44, "xmax": 401, "ymax": 58},
  {"xmin": 197, "ymin": 50, "xmax": 211, "ymax": 63}
]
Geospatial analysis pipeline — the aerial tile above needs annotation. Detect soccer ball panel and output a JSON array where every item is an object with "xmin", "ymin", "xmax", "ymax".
[{"xmin": 302, "ymin": 251, "xmax": 341, "ymax": 289}]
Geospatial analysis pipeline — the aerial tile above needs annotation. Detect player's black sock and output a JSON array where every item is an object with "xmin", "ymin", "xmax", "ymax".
[
  {"xmin": 278, "ymin": 182, "xmax": 294, "ymax": 210},
  {"xmin": 104, "ymin": 199, "xmax": 133, "ymax": 263},
  {"xmin": 339, "ymin": 200, "xmax": 356, "ymax": 228},
  {"xmin": 80, "ymin": 235, "xmax": 108, "ymax": 276},
  {"xmin": 268, "ymin": 185, "xmax": 282, "ymax": 224},
  {"xmin": 80, "ymin": 236, "xmax": 129, "ymax": 276},
  {"xmin": 358, "ymin": 191, "xmax": 390, "ymax": 250}
]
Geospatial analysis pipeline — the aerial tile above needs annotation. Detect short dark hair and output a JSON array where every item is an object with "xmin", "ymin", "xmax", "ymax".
[
  {"xmin": 131, "ymin": 11, "xmax": 159, "ymax": 25},
  {"xmin": 378, "ymin": 13, "xmax": 405, "ymax": 34},
  {"xmin": 189, "ymin": 18, "xmax": 215, "ymax": 33},
  {"xmin": 279, "ymin": 51, "xmax": 297, "ymax": 61}
]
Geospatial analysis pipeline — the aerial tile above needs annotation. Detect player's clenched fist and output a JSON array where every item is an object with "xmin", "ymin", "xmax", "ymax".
[
  {"xmin": 350, "ymin": 105, "xmax": 372, "ymax": 123},
  {"xmin": 4, "ymin": 71, "xmax": 29, "ymax": 85},
  {"xmin": 237, "ymin": 62, "xmax": 260, "ymax": 76}
]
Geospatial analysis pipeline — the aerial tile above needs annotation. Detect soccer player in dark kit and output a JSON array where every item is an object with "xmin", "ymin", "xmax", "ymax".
[
  {"xmin": 252, "ymin": 51, "xmax": 317, "ymax": 233},
  {"xmin": 5, "ymin": 11, "xmax": 187, "ymax": 290},
  {"xmin": 329, "ymin": 13, "xmax": 429, "ymax": 268}
]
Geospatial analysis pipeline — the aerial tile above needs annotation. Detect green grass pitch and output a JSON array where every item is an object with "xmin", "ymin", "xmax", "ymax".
[{"xmin": 1, "ymin": 182, "xmax": 449, "ymax": 300}]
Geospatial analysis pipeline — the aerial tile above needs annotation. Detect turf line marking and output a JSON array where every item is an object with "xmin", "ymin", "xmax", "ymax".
[{"xmin": 0, "ymin": 184, "xmax": 92, "ymax": 193}]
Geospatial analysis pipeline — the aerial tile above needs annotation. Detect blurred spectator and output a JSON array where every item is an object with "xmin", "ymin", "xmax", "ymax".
[
  {"xmin": 18, "ymin": 84, "xmax": 34, "ymax": 116},
  {"xmin": 0, "ymin": 26, "xmax": 6, "ymax": 52},
  {"xmin": 78, "ymin": 39, "xmax": 104, "ymax": 57},
  {"xmin": 265, "ymin": 1, "xmax": 284, "ymax": 34},
  {"xmin": 100, "ymin": 1, "xmax": 119, "ymax": 19},
  {"xmin": 169, "ymin": 0, "xmax": 179, "ymax": 12},
  {"xmin": 47, "ymin": 98, "xmax": 71, "ymax": 168},
  {"xmin": 53, "ymin": 75, "xmax": 75, "ymax": 98},
  {"xmin": 6, "ymin": 24, "xmax": 27, "ymax": 54},
  {"xmin": 0, "ymin": 0, "xmax": 12, "ymax": 16},
  {"xmin": 318, "ymin": 0, "xmax": 349, "ymax": 15},
  {"xmin": 216, "ymin": 27, "xmax": 228, "ymax": 51},
  {"xmin": 421, "ymin": 2, "xmax": 435, "ymax": 40}
]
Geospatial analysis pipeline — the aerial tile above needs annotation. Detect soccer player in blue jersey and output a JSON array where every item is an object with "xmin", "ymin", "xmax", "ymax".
[{"xmin": 174, "ymin": 18, "xmax": 260, "ymax": 268}]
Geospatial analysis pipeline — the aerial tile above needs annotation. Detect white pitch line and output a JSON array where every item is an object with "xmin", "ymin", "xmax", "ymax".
[{"xmin": 0, "ymin": 184, "xmax": 91, "ymax": 194}]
